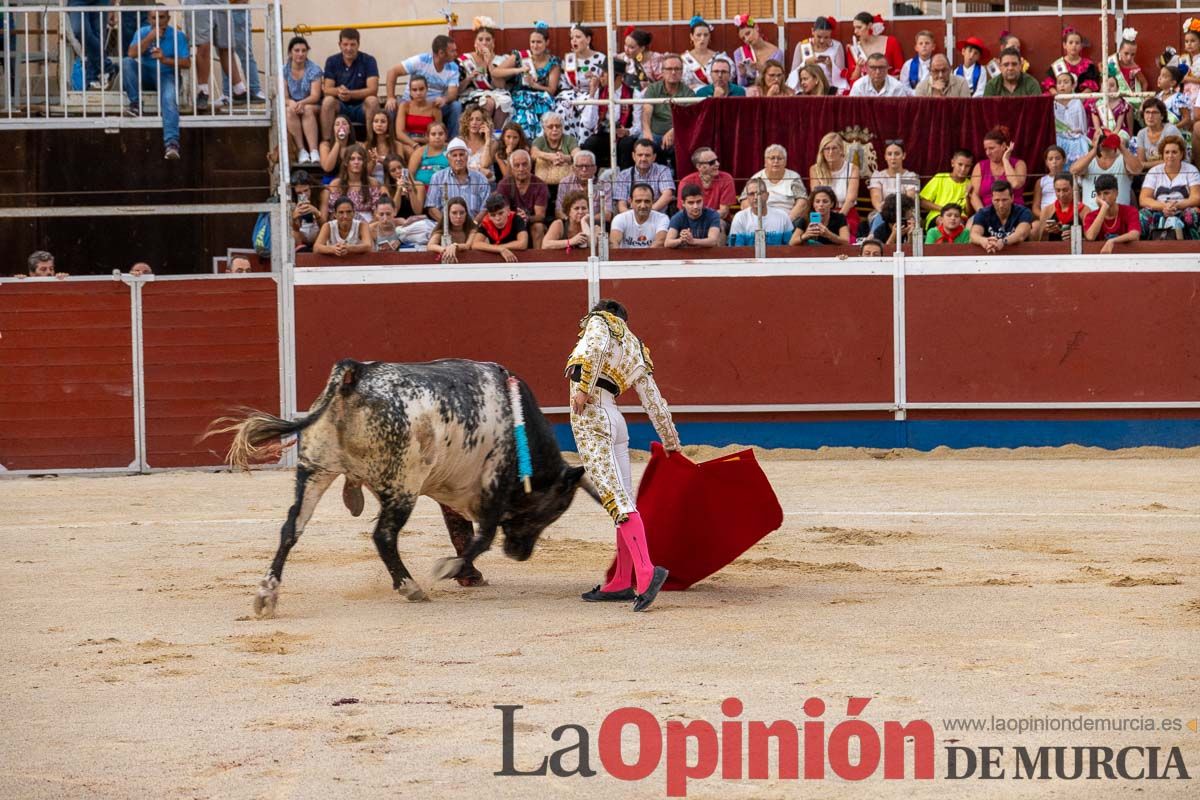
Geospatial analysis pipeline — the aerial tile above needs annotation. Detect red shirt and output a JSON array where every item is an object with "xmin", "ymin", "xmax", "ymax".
[
  {"xmin": 677, "ymin": 171, "xmax": 737, "ymax": 215},
  {"xmin": 1083, "ymin": 204, "xmax": 1140, "ymax": 239}
]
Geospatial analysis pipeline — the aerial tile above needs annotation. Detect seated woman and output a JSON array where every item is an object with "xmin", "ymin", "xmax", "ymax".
[
  {"xmin": 1032, "ymin": 146, "xmax": 1068, "ymax": 216},
  {"xmin": 531, "ymin": 111, "xmax": 580, "ymax": 187},
  {"xmin": 284, "ymin": 35, "xmax": 323, "ymax": 165},
  {"xmin": 494, "ymin": 122, "xmax": 531, "ymax": 181},
  {"xmin": 790, "ymin": 185, "xmax": 851, "ymax": 245},
  {"xmin": 622, "ymin": 28, "xmax": 662, "ymax": 90},
  {"xmin": 1035, "ymin": 173, "xmax": 1080, "ymax": 241},
  {"xmin": 732, "ymin": 14, "xmax": 784, "ymax": 88},
  {"xmin": 868, "ymin": 139, "xmax": 919, "ymax": 224},
  {"xmin": 370, "ymin": 194, "xmax": 434, "ymax": 251},
  {"xmin": 509, "ymin": 22, "xmax": 560, "ymax": 139},
  {"xmin": 1070, "ymin": 130, "xmax": 1142, "ymax": 211},
  {"xmin": 469, "ymin": 193, "xmax": 530, "ymax": 262},
  {"xmin": 365, "ymin": 110, "xmax": 398, "ymax": 185},
  {"xmin": 557, "ymin": 24, "xmax": 608, "ymax": 141},
  {"xmin": 289, "ymin": 169, "xmax": 325, "ymax": 251},
  {"xmin": 394, "ymin": 75, "xmax": 441, "ymax": 161},
  {"xmin": 314, "ymin": 196, "xmax": 374, "ymax": 256},
  {"xmin": 326, "ymin": 144, "xmax": 383, "ymax": 222},
  {"xmin": 845, "ymin": 12, "xmax": 903, "ymax": 84},
  {"xmin": 749, "ymin": 144, "xmax": 809, "ymax": 224},
  {"xmin": 794, "ymin": 64, "xmax": 831, "ymax": 96},
  {"xmin": 407, "ymin": 121, "xmax": 450, "ymax": 212},
  {"xmin": 868, "ymin": 192, "xmax": 918, "ymax": 245},
  {"xmin": 459, "ymin": 103, "xmax": 496, "ymax": 174},
  {"xmin": 382, "ymin": 154, "xmax": 418, "ymax": 218},
  {"xmin": 1133, "ymin": 98, "xmax": 1183, "ymax": 173},
  {"xmin": 318, "ymin": 114, "xmax": 357, "ymax": 179},
  {"xmin": 543, "ymin": 190, "xmax": 597, "ymax": 251},
  {"xmin": 458, "ymin": 18, "xmax": 513, "ymax": 127},
  {"xmin": 747, "ymin": 61, "xmax": 794, "ymax": 97},
  {"xmin": 970, "ymin": 126, "xmax": 1027, "ymax": 209},
  {"xmin": 427, "ymin": 197, "xmax": 476, "ymax": 263},
  {"xmin": 1138, "ymin": 135, "xmax": 1200, "ymax": 239},
  {"xmin": 682, "ymin": 16, "xmax": 723, "ymax": 91},
  {"xmin": 809, "ymin": 132, "xmax": 861, "ymax": 229},
  {"xmin": 789, "ymin": 16, "xmax": 847, "ymax": 94}
]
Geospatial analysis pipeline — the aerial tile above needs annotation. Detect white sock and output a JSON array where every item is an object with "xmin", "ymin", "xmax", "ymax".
[{"xmin": 232, "ymin": 81, "xmax": 247, "ymax": 94}]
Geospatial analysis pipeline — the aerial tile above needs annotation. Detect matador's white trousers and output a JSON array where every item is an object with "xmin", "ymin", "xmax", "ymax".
[{"xmin": 570, "ymin": 384, "xmax": 635, "ymax": 524}]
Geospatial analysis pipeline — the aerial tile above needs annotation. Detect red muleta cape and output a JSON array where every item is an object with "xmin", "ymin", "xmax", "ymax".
[{"xmin": 607, "ymin": 443, "xmax": 783, "ymax": 591}]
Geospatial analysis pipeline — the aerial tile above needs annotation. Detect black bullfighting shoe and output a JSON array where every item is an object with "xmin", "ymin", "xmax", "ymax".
[
  {"xmin": 581, "ymin": 585, "xmax": 636, "ymax": 602},
  {"xmin": 632, "ymin": 567, "xmax": 669, "ymax": 612}
]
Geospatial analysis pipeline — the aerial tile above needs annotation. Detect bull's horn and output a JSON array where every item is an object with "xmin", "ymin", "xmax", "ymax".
[{"xmin": 578, "ymin": 475, "xmax": 603, "ymax": 507}]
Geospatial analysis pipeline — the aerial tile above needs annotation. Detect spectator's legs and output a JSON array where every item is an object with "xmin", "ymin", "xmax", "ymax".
[
  {"xmin": 225, "ymin": 8, "xmax": 263, "ymax": 98},
  {"xmin": 121, "ymin": 56, "xmax": 142, "ymax": 107},
  {"xmin": 362, "ymin": 94, "xmax": 381, "ymax": 125},
  {"xmin": 67, "ymin": 0, "xmax": 104, "ymax": 86},
  {"xmin": 319, "ymin": 96, "xmax": 339, "ymax": 140},
  {"xmin": 119, "ymin": 10, "xmax": 147, "ymax": 53},
  {"xmin": 441, "ymin": 100, "xmax": 462, "ymax": 137},
  {"xmin": 301, "ymin": 105, "xmax": 320, "ymax": 151},
  {"xmin": 286, "ymin": 103, "xmax": 304, "ymax": 153},
  {"xmin": 157, "ymin": 67, "xmax": 180, "ymax": 148}
]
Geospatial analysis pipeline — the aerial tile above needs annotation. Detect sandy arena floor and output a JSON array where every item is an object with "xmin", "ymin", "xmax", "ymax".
[{"xmin": 2, "ymin": 447, "xmax": 1198, "ymax": 799}]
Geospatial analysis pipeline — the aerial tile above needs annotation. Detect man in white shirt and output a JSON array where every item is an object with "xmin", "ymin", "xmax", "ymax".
[
  {"xmin": 610, "ymin": 183, "xmax": 669, "ymax": 249},
  {"xmin": 849, "ymin": 52, "xmax": 914, "ymax": 98},
  {"xmin": 727, "ymin": 178, "xmax": 793, "ymax": 246}
]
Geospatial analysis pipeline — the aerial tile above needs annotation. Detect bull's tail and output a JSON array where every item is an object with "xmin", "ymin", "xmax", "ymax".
[{"xmin": 205, "ymin": 359, "xmax": 363, "ymax": 470}]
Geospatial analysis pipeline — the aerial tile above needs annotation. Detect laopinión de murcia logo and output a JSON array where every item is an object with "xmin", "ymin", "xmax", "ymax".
[{"xmin": 494, "ymin": 699, "xmax": 1192, "ymax": 796}]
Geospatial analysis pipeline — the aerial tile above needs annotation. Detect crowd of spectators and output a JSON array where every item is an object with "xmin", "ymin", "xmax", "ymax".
[{"xmin": 267, "ymin": 14, "xmax": 1200, "ymax": 261}]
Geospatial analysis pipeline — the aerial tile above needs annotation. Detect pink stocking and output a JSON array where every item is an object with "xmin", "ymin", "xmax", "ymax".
[
  {"xmin": 616, "ymin": 511, "xmax": 656, "ymax": 594},
  {"xmin": 600, "ymin": 529, "xmax": 634, "ymax": 592}
]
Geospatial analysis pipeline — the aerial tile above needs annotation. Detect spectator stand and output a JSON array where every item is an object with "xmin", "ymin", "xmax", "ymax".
[{"xmin": 1, "ymin": 3, "xmax": 280, "ymax": 129}]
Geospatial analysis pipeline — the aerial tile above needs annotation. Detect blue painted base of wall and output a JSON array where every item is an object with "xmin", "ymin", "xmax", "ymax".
[{"xmin": 553, "ymin": 419, "xmax": 1200, "ymax": 452}]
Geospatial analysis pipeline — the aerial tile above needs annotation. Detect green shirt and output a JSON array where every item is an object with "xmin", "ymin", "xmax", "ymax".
[
  {"xmin": 983, "ymin": 73, "xmax": 1041, "ymax": 97},
  {"xmin": 642, "ymin": 80, "xmax": 696, "ymax": 136},
  {"xmin": 919, "ymin": 173, "xmax": 971, "ymax": 226},
  {"xmin": 924, "ymin": 224, "xmax": 971, "ymax": 244}
]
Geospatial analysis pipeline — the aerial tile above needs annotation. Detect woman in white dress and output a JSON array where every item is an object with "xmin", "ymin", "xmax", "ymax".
[
  {"xmin": 788, "ymin": 16, "xmax": 847, "ymax": 94},
  {"xmin": 681, "ymin": 16, "xmax": 723, "ymax": 91},
  {"xmin": 556, "ymin": 24, "xmax": 607, "ymax": 142}
]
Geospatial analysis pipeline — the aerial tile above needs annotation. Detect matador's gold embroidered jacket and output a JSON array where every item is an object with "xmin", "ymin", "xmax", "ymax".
[{"xmin": 565, "ymin": 311, "xmax": 681, "ymax": 522}]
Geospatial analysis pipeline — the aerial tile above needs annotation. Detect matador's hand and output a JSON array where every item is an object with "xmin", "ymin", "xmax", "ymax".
[{"xmin": 571, "ymin": 390, "xmax": 590, "ymax": 415}]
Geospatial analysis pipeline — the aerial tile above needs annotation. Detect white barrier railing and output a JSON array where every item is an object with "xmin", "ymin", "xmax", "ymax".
[{"xmin": 0, "ymin": 1, "xmax": 277, "ymax": 128}]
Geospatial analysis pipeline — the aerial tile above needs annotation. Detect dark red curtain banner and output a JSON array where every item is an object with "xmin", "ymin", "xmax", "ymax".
[{"xmin": 672, "ymin": 97, "xmax": 1057, "ymax": 190}]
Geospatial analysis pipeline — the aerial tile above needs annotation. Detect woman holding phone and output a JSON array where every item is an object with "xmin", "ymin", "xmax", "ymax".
[{"xmin": 790, "ymin": 185, "xmax": 851, "ymax": 245}]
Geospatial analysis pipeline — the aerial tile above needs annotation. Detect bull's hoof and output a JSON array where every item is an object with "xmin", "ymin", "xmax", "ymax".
[
  {"xmin": 397, "ymin": 581, "xmax": 430, "ymax": 602},
  {"xmin": 254, "ymin": 575, "xmax": 280, "ymax": 618},
  {"xmin": 456, "ymin": 575, "xmax": 488, "ymax": 587},
  {"xmin": 406, "ymin": 589, "xmax": 430, "ymax": 602},
  {"xmin": 432, "ymin": 557, "xmax": 465, "ymax": 581},
  {"xmin": 342, "ymin": 480, "xmax": 365, "ymax": 517}
]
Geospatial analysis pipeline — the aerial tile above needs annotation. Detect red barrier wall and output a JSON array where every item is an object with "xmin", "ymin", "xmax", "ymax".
[
  {"xmin": 293, "ymin": 279, "xmax": 589, "ymax": 408},
  {"xmin": 0, "ymin": 281, "xmax": 135, "ymax": 471},
  {"xmin": 141, "ymin": 278, "xmax": 280, "ymax": 468},
  {"xmin": 905, "ymin": 272, "xmax": 1200, "ymax": 403},
  {"xmin": 599, "ymin": 275, "xmax": 895, "ymax": 405}
]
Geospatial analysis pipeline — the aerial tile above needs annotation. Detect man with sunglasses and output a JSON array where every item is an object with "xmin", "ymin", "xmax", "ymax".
[{"xmin": 677, "ymin": 147, "xmax": 736, "ymax": 222}]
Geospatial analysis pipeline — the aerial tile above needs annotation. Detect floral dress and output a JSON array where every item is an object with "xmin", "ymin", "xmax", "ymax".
[
  {"xmin": 510, "ymin": 51, "xmax": 560, "ymax": 138},
  {"xmin": 556, "ymin": 51, "xmax": 606, "ymax": 141}
]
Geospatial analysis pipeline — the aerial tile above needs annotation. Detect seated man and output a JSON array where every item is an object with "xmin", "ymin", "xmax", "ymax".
[
  {"xmin": 610, "ymin": 183, "xmax": 669, "ymax": 249},
  {"xmin": 915, "ymin": 53, "xmax": 971, "ymax": 97},
  {"xmin": 924, "ymin": 203, "xmax": 971, "ymax": 244},
  {"xmin": 641, "ymin": 53, "xmax": 695, "ymax": 171},
  {"xmin": 695, "ymin": 55, "xmax": 746, "ymax": 97},
  {"xmin": 859, "ymin": 238, "xmax": 885, "ymax": 257},
  {"xmin": 983, "ymin": 47, "xmax": 1040, "ymax": 96},
  {"xmin": 320, "ymin": 28, "xmax": 380, "ymax": 140},
  {"xmin": 613, "ymin": 139, "xmax": 674, "ymax": 215},
  {"xmin": 469, "ymin": 193, "xmax": 530, "ymax": 263},
  {"xmin": 728, "ymin": 178, "xmax": 794, "ymax": 246},
  {"xmin": 849, "ymin": 52, "xmax": 913, "ymax": 97},
  {"xmin": 122, "ymin": 7, "xmax": 190, "ymax": 160},
  {"xmin": 666, "ymin": 184, "xmax": 722, "ymax": 248},
  {"xmin": 21, "ymin": 250, "xmax": 69, "ymax": 279},
  {"xmin": 969, "ymin": 180, "xmax": 1033, "ymax": 253},
  {"xmin": 1085, "ymin": 173, "xmax": 1141, "ymax": 254},
  {"xmin": 128, "ymin": 262, "xmax": 154, "ymax": 276},
  {"xmin": 229, "ymin": 256, "xmax": 253, "ymax": 273},
  {"xmin": 384, "ymin": 35, "xmax": 461, "ymax": 139},
  {"xmin": 869, "ymin": 193, "xmax": 918, "ymax": 245},
  {"xmin": 496, "ymin": 149, "xmax": 549, "ymax": 248},
  {"xmin": 678, "ymin": 148, "xmax": 736, "ymax": 223},
  {"xmin": 555, "ymin": 150, "xmax": 612, "ymax": 223},
  {"xmin": 920, "ymin": 150, "xmax": 974, "ymax": 227},
  {"xmin": 424, "ymin": 138, "xmax": 492, "ymax": 223}
]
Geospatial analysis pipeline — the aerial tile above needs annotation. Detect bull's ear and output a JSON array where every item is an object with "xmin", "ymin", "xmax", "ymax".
[{"xmin": 562, "ymin": 465, "xmax": 586, "ymax": 486}]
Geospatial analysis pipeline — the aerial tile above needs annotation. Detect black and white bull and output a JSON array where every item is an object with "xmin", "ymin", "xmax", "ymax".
[{"xmin": 212, "ymin": 358, "xmax": 593, "ymax": 617}]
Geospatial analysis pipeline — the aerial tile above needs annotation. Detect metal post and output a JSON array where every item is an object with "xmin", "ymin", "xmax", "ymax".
[
  {"xmin": 269, "ymin": 0, "xmax": 297, "ymax": 440},
  {"xmin": 1071, "ymin": 172, "xmax": 1082, "ymax": 255},
  {"xmin": 893, "ymin": 246, "xmax": 907, "ymax": 421},
  {"xmin": 586, "ymin": 176, "xmax": 596, "ymax": 259},
  {"xmin": 605, "ymin": 0, "xmax": 618, "ymax": 179}
]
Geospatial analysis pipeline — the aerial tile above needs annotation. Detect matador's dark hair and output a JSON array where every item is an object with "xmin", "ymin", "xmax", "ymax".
[{"xmin": 592, "ymin": 299, "xmax": 628, "ymax": 320}]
